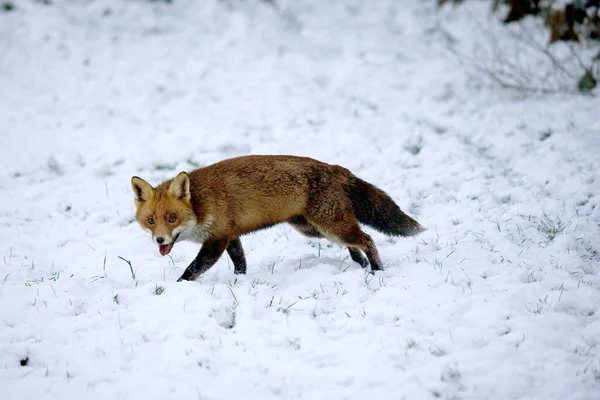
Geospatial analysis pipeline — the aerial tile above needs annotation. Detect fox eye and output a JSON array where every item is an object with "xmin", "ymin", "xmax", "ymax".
[
  {"xmin": 168, "ymin": 215, "xmax": 177, "ymax": 223},
  {"xmin": 148, "ymin": 217, "xmax": 155, "ymax": 225}
]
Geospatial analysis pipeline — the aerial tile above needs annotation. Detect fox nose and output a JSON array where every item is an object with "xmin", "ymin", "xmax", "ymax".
[{"xmin": 156, "ymin": 237, "xmax": 165, "ymax": 244}]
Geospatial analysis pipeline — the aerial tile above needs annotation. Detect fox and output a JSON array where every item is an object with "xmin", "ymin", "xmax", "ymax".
[{"xmin": 131, "ymin": 155, "xmax": 423, "ymax": 281}]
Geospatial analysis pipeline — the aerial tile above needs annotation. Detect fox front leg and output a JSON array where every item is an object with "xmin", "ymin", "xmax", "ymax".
[
  {"xmin": 177, "ymin": 239, "xmax": 229, "ymax": 282},
  {"xmin": 226, "ymin": 238, "xmax": 247, "ymax": 275}
]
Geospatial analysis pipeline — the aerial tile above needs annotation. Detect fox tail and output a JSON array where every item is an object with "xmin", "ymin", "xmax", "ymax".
[{"xmin": 347, "ymin": 177, "xmax": 424, "ymax": 237}]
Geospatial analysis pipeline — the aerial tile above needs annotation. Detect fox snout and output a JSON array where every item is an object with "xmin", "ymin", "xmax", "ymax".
[
  {"xmin": 154, "ymin": 233, "xmax": 181, "ymax": 256},
  {"xmin": 155, "ymin": 236, "xmax": 174, "ymax": 245},
  {"xmin": 154, "ymin": 234, "xmax": 176, "ymax": 245}
]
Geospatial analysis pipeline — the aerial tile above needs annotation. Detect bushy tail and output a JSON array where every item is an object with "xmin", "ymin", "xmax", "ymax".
[{"xmin": 347, "ymin": 177, "xmax": 424, "ymax": 237}]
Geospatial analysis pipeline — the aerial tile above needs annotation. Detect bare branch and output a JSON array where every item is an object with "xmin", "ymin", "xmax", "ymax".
[{"xmin": 438, "ymin": 5, "xmax": 597, "ymax": 94}]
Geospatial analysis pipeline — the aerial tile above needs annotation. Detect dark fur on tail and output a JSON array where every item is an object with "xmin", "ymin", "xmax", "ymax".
[{"xmin": 347, "ymin": 177, "xmax": 424, "ymax": 237}]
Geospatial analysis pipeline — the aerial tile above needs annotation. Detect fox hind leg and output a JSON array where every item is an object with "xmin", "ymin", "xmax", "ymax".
[
  {"xmin": 288, "ymin": 216, "xmax": 323, "ymax": 238},
  {"xmin": 362, "ymin": 236, "xmax": 383, "ymax": 272},
  {"xmin": 343, "ymin": 229, "xmax": 383, "ymax": 272},
  {"xmin": 291, "ymin": 216, "xmax": 368, "ymax": 268},
  {"xmin": 347, "ymin": 247, "xmax": 369, "ymax": 268},
  {"xmin": 307, "ymin": 215, "xmax": 383, "ymax": 272}
]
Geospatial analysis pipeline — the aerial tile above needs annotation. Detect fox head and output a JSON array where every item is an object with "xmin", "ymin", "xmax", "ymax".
[{"xmin": 131, "ymin": 172, "xmax": 198, "ymax": 256}]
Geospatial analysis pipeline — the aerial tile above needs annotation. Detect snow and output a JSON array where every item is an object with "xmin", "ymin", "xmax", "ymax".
[{"xmin": 0, "ymin": 0, "xmax": 599, "ymax": 399}]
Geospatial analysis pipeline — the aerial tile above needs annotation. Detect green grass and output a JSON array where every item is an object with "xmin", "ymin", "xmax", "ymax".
[
  {"xmin": 91, "ymin": 252, "xmax": 107, "ymax": 283},
  {"xmin": 277, "ymin": 301, "xmax": 298, "ymax": 314},
  {"xmin": 534, "ymin": 213, "xmax": 565, "ymax": 242},
  {"xmin": 118, "ymin": 256, "xmax": 136, "ymax": 280}
]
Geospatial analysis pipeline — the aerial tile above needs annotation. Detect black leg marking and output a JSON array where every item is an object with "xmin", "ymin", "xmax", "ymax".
[
  {"xmin": 177, "ymin": 239, "xmax": 229, "ymax": 281},
  {"xmin": 226, "ymin": 237, "xmax": 247, "ymax": 275},
  {"xmin": 348, "ymin": 247, "xmax": 369, "ymax": 268}
]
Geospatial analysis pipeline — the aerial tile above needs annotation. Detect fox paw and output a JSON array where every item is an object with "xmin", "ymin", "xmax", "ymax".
[{"xmin": 177, "ymin": 271, "xmax": 193, "ymax": 282}]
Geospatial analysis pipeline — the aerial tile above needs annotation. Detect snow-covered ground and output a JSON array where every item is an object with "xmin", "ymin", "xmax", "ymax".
[{"xmin": 1, "ymin": 0, "xmax": 599, "ymax": 398}]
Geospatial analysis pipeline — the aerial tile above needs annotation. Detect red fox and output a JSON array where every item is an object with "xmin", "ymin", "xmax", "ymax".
[{"xmin": 131, "ymin": 155, "xmax": 423, "ymax": 281}]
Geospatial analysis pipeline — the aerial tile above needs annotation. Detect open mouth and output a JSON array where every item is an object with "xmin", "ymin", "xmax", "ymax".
[{"xmin": 159, "ymin": 233, "xmax": 180, "ymax": 256}]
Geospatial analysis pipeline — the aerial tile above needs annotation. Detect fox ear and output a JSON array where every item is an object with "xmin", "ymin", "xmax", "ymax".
[
  {"xmin": 131, "ymin": 176, "xmax": 154, "ymax": 206},
  {"xmin": 169, "ymin": 172, "xmax": 191, "ymax": 201}
]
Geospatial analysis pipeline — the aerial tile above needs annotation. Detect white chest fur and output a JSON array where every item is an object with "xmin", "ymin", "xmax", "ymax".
[{"xmin": 175, "ymin": 216, "xmax": 213, "ymax": 244}]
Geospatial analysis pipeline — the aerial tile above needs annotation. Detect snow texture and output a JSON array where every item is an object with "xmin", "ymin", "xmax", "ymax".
[{"xmin": 0, "ymin": 1, "xmax": 599, "ymax": 399}]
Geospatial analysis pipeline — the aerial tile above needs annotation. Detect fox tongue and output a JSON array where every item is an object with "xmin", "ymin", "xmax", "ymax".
[
  {"xmin": 159, "ymin": 244, "xmax": 171, "ymax": 256},
  {"xmin": 158, "ymin": 234, "xmax": 179, "ymax": 256}
]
